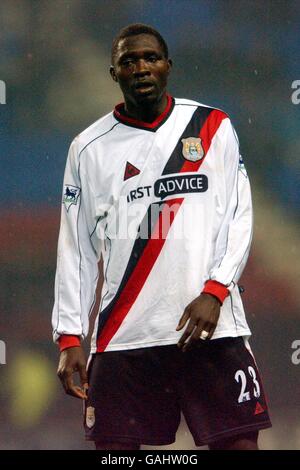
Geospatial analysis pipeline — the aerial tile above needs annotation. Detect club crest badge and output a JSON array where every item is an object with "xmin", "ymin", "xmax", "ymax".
[
  {"xmin": 86, "ymin": 406, "xmax": 95, "ymax": 428},
  {"xmin": 181, "ymin": 137, "xmax": 204, "ymax": 162},
  {"xmin": 63, "ymin": 184, "xmax": 80, "ymax": 211}
]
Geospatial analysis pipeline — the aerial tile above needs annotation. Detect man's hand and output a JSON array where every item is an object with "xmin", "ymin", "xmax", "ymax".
[
  {"xmin": 57, "ymin": 346, "xmax": 88, "ymax": 399},
  {"xmin": 176, "ymin": 293, "xmax": 221, "ymax": 352}
]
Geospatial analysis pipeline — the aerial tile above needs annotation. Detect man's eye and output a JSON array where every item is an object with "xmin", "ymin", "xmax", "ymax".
[
  {"xmin": 147, "ymin": 56, "xmax": 158, "ymax": 62},
  {"xmin": 122, "ymin": 59, "xmax": 134, "ymax": 66}
]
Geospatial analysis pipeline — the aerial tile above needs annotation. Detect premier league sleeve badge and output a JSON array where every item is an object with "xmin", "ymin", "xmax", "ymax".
[{"xmin": 63, "ymin": 184, "xmax": 81, "ymax": 211}]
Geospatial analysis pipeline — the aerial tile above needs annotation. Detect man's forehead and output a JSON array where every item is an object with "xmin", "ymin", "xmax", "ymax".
[{"xmin": 116, "ymin": 34, "xmax": 163, "ymax": 56}]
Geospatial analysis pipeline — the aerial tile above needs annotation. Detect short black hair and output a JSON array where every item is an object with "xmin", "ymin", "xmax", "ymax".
[{"xmin": 111, "ymin": 23, "xmax": 169, "ymax": 64}]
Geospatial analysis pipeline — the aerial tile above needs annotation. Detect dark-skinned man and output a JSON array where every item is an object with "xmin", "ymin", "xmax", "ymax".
[{"xmin": 53, "ymin": 23, "xmax": 271, "ymax": 450}]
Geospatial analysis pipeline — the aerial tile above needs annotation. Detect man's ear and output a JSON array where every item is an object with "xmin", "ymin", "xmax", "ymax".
[
  {"xmin": 167, "ymin": 58, "xmax": 173, "ymax": 75},
  {"xmin": 110, "ymin": 66, "xmax": 118, "ymax": 82}
]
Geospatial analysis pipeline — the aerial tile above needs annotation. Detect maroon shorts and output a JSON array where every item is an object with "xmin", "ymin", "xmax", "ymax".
[{"xmin": 84, "ymin": 337, "xmax": 271, "ymax": 446}]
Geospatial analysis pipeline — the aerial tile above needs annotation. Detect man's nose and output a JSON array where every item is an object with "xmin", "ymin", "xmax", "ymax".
[{"xmin": 133, "ymin": 59, "xmax": 150, "ymax": 76}]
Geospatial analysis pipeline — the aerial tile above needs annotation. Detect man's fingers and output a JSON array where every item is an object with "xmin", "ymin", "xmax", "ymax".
[
  {"xmin": 181, "ymin": 322, "xmax": 206, "ymax": 351},
  {"xmin": 58, "ymin": 368, "xmax": 87, "ymax": 400},
  {"xmin": 57, "ymin": 347, "xmax": 88, "ymax": 399},
  {"xmin": 176, "ymin": 308, "xmax": 190, "ymax": 331},
  {"xmin": 177, "ymin": 320, "xmax": 197, "ymax": 349},
  {"xmin": 78, "ymin": 363, "xmax": 88, "ymax": 387},
  {"xmin": 78, "ymin": 364, "xmax": 89, "ymax": 399},
  {"xmin": 66, "ymin": 385, "xmax": 87, "ymax": 399},
  {"xmin": 61, "ymin": 379, "xmax": 87, "ymax": 399},
  {"xmin": 193, "ymin": 324, "xmax": 210, "ymax": 342},
  {"xmin": 62, "ymin": 369, "xmax": 75, "ymax": 393},
  {"xmin": 182, "ymin": 322, "xmax": 217, "ymax": 351},
  {"xmin": 197, "ymin": 321, "xmax": 217, "ymax": 341},
  {"xmin": 203, "ymin": 326, "xmax": 215, "ymax": 341},
  {"xmin": 206, "ymin": 323, "xmax": 216, "ymax": 340}
]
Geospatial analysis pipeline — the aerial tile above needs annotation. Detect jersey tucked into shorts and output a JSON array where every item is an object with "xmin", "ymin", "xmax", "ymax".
[{"xmin": 84, "ymin": 337, "xmax": 271, "ymax": 446}]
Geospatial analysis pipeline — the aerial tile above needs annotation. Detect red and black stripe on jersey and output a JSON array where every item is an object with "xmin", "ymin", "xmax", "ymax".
[
  {"xmin": 96, "ymin": 105, "xmax": 227, "ymax": 351},
  {"xmin": 114, "ymin": 94, "xmax": 175, "ymax": 132}
]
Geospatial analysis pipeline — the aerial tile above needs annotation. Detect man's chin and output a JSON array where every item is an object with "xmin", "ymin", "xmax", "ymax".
[{"xmin": 134, "ymin": 92, "xmax": 158, "ymax": 105}]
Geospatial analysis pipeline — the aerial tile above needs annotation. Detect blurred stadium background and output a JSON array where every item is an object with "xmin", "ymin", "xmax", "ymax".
[{"xmin": 0, "ymin": 0, "xmax": 299, "ymax": 450}]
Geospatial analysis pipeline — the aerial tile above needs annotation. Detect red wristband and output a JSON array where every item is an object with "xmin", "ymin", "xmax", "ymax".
[
  {"xmin": 58, "ymin": 335, "xmax": 81, "ymax": 352},
  {"xmin": 202, "ymin": 280, "xmax": 229, "ymax": 305}
]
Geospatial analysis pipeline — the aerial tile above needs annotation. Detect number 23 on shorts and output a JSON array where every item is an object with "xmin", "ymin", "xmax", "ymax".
[{"xmin": 235, "ymin": 366, "xmax": 261, "ymax": 403}]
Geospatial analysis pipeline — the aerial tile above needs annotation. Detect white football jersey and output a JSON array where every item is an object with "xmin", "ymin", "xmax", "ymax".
[{"xmin": 52, "ymin": 96, "xmax": 252, "ymax": 353}]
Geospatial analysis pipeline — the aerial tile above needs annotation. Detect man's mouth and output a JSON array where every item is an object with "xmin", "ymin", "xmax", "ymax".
[{"xmin": 134, "ymin": 81, "xmax": 155, "ymax": 93}]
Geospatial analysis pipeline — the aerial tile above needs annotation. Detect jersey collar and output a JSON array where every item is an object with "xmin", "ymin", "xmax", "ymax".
[{"xmin": 113, "ymin": 94, "xmax": 175, "ymax": 132}]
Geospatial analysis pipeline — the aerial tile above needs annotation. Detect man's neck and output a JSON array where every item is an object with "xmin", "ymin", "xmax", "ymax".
[{"xmin": 123, "ymin": 94, "xmax": 168, "ymax": 123}]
